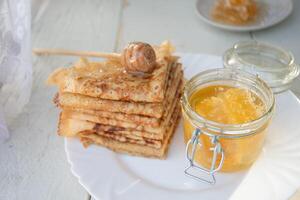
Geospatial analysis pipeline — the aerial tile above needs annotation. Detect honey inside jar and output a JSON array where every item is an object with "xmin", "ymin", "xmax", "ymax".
[
  {"xmin": 183, "ymin": 85, "xmax": 269, "ymax": 172},
  {"xmin": 191, "ymin": 86, "xmax": 265, "ymax": 124}
]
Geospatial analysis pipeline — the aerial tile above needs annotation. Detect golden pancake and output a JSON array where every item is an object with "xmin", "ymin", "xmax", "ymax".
[
  {"xmin": 63, "ymin": 87, "xmax": 182, "ymax": 134},
  {"xmin": 56, "ymin": 64, "xmax": 182, "ymax": 118},
  {"xmin": 59, "ymin": 103, "xmax": 180, "ymax": 140},
  {"xmin": 79, "ymin": 109, "xmax": 181, "ymax": 159},
  {"xmin": 47, "ymin": 41, "xmax": 177, "ymax": 103}
]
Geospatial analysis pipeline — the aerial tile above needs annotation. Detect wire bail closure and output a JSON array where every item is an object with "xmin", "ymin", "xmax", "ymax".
[{"xmin": 184, "ymin": 128, "xmax": 224, "ymax": 185}]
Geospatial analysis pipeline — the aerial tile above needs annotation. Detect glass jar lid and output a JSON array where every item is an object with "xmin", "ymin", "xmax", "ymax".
[{"xmin": 223, "ymin": 41, "xmax": 300, "ymax": 93}]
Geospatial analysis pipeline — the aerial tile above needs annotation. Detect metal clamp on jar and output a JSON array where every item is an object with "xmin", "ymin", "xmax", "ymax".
[{"xmin": 181, "ymin": 41, "xmax": 299, "ymax": 185}]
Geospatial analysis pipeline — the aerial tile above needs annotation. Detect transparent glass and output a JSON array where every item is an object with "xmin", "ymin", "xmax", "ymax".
[
  {"xmin": 223, "ymin": 41, "xmax": 299, "ymax": 93},
  {"xmin": 181, "ymin": 68, "xmax": 275, "ymax": 172}
]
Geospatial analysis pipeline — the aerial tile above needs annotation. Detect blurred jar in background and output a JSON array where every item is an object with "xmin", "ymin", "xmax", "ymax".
[{"xmin": 0, "ymin": 0, "xmax": 32, "ymax": 140}]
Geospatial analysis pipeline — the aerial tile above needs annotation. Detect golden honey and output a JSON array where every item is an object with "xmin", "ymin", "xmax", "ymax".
[
  {"xmin": 190, "ymin": 86, "xmax": 265, "ymax": 124},
  {"xmin": 183, "ymin": 85, "xmax": 269, "ymax": 172},
  {"xmin": 212, "ymin": 0, "xmax": 258, "ymax": 25}
]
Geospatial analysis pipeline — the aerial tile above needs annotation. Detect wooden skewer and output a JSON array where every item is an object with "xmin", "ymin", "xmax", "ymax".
[{"xmin": 33, "ymin": 48, "xmax": 121, "ymax": 60}]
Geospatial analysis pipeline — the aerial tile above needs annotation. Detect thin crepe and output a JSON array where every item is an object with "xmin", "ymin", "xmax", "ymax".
[
  {"xmin": 79, "ymin": 108, "xmax": 181, "ymax": 159},
  {"xmin": 56, "ymin": 64, "xmax": 182, "ymax": 118},
  {"xmin": 77, "ymin": 105, "xmax": 180, "ymax": 149},
  {"xmin": 79, "ymin": 130, "xmax": 162, "ymax": 149},
  {"xmin": 63, "ymin": 84, "xmax": 182, "ymax": 134},
  {"xmin": 47, "ymin": 41, "xmax": 177, "ymax": 103},
  {"xmin": 59, "ymin": 103, "xmax": 181, "ymax": 140}
]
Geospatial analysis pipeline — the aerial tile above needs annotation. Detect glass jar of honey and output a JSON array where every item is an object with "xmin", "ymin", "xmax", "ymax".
[{"xmin": 182, "ymin": 41, "xmax": 299, "ymax": 184}]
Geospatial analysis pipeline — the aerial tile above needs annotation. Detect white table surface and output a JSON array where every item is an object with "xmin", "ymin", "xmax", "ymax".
[{"xmin": 0, "ymin": 0, "xmax": 299, "ymax": 200}]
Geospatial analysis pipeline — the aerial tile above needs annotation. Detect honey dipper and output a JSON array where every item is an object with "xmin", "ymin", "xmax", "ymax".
[{"xmin": 34, "ymin": 42, "xmax": 157, "ymax": 77}]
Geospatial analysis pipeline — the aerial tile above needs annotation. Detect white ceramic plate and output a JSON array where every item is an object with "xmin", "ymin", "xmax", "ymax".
[
  {"xmin": 195, "ymin": 0, "xmax": 293, "ymax": 32},
  {"xmin": 65, "ymin": 54, "xmax": 300, "ymax": 200}
]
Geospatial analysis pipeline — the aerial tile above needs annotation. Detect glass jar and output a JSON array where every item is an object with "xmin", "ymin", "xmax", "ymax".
[{"xmin": 181, "ymin": 41, "xmax": 299, "ymax": 185}]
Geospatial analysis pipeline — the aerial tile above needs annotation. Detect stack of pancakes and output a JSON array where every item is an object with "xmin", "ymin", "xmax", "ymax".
[{"xmin": 48, "ymin": 42, "xmax": 183, "ymax": 159}]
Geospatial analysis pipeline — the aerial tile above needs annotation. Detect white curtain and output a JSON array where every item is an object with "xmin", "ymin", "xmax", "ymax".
[{"xmin": 0, "ymin": 0, "xmax": 32, "ymax": 141}]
